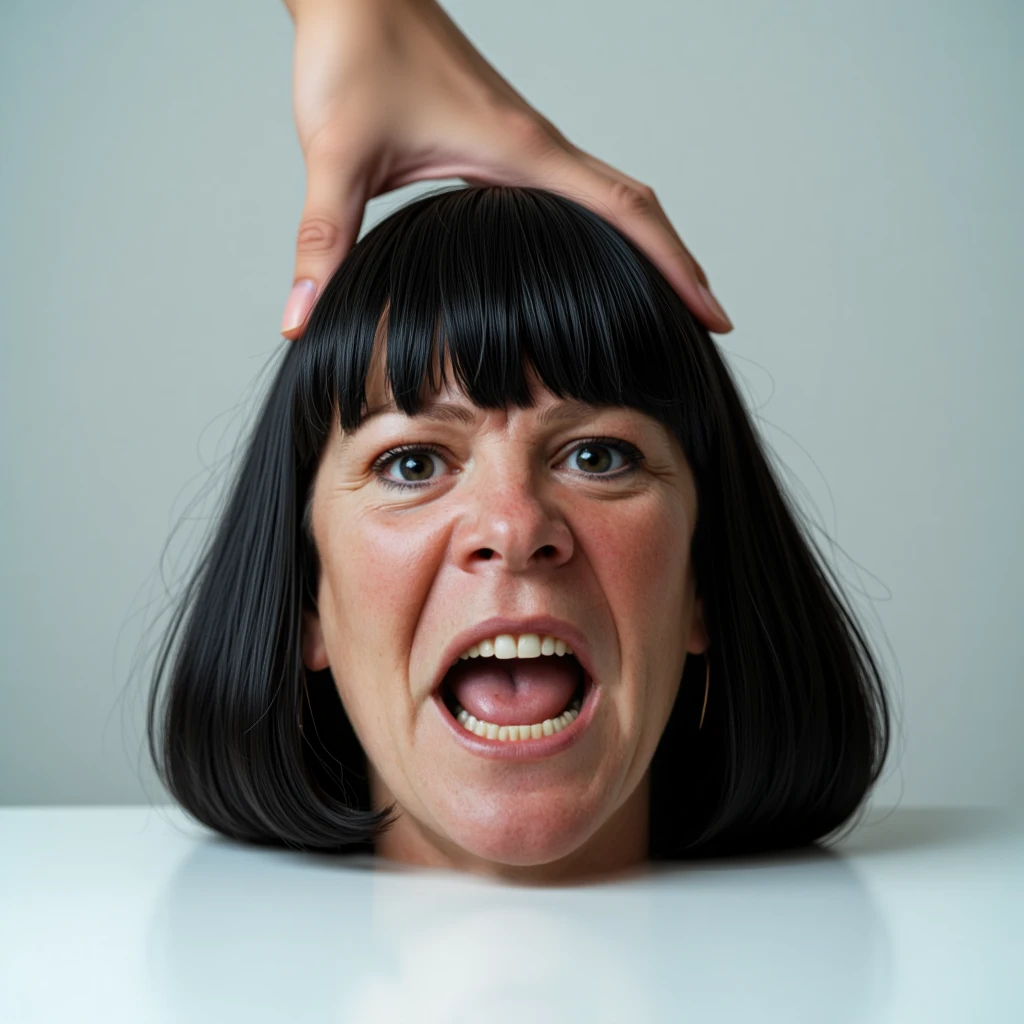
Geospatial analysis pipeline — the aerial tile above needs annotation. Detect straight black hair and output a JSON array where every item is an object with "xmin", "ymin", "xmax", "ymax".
[{"xmin": 146, "ymin": 185, "xmax": 894, "ymax": 860}]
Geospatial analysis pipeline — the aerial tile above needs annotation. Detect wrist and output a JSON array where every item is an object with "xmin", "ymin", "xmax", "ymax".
[
  {"xmin": 283, "ymin": 0, "xmax": 364, "ymax": 20},
  {"xmin": 285, "ymin": 0, "xmax": 423, "ymax": 17}
]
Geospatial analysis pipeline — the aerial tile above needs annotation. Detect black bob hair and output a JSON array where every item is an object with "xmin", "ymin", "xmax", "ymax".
[{"xmin": 146, "ymin": 185, "xmax": 893, "ymax": 861}]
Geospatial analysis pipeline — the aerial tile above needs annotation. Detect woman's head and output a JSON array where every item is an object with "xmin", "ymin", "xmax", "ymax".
[{"xmin": 148, "ymin": 185, "xmax": 891, "ymax": 881}]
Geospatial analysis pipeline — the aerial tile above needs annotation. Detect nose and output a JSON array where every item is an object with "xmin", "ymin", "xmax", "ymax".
[{"xmin": 451, "ymin": 453, "xmax": 574, "ymax": 574}]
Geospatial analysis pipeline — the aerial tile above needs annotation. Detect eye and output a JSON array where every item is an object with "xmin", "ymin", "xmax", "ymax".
[
  {"xmin": 562, "ymin": 438, "xmax": 644, "ymax": 477},
  {"xmin": 373, "ymin": 444, "xmax": 449, "ymax": 489},
  {"xmin": 371, "ymin": 437, "xmax": 645, "ymax": 492}
]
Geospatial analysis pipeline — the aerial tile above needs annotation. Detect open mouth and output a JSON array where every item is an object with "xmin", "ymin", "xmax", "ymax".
[{"xmin": 439, "ymin": 653, "xmax": 592, "ymax": 743}]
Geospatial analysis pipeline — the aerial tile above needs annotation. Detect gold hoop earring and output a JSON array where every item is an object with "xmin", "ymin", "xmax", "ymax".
[{"xmin": 698, "ymin": 655, "xmax": 709, "ymax": 730}]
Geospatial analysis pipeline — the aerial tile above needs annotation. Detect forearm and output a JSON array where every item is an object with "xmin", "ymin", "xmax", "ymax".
[
  {"xmin": 282, "ymin": 0, "xmax": 427, "ymax": 21},
  {"xmin": 281, "ymin": 0, "xmax": 354, "ymax": 21}
]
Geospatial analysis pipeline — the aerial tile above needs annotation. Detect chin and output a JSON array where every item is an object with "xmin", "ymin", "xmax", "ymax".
[{"xmin": 435, "ymin": 793, "xmax": 603, "ymax": 869}]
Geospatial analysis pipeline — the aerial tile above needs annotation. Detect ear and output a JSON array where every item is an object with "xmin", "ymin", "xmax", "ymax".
[
  {"xmin": 686, "ymin": 594, "xmax": 709, "ymax": 655},
  {"xmin": 301, "ymin": 609, "xmax": 330, "ymax": 671}
]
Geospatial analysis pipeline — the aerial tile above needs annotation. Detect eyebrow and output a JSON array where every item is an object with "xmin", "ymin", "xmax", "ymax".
[{"xmin": 339, "ymin": 398, "xmax": 604, "ymax": 446}]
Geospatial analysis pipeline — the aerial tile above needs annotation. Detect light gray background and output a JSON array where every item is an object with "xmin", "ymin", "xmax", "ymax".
[{"xmin": 1, "ymin": 0, "xmax": 1020, "ymax": 807}]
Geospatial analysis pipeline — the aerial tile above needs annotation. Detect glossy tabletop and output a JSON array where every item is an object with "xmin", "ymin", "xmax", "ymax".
[{"xmin": 1, "ymin": 804, "xmax": 1021, "ymax": 1022}]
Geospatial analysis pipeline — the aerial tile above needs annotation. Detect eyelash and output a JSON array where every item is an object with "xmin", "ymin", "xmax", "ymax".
[{"xmin": 371, "ymin": 437, "xmax": 646, "ymax": 491}]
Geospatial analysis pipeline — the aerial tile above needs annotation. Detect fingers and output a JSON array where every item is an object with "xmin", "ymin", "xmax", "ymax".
[
  {"xmin": 532, "ymin": 147, "xmax": 733, "ymax": 333},
  {"xmin": 281, "ymin": 143, "xmax": 368, "ymax": 341},
  {"xmin": 282, "ymin": 117, "xmax": 733, "ymax": 338}
]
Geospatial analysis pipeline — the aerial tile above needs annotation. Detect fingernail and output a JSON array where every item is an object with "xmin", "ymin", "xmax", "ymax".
[
  {"xmin": 697, "ymin": 283, "xmax": 733, "ymax": 330},
  {"xmin": 281, "ymin": 279, "xmax": 318, "ymax": 335}
]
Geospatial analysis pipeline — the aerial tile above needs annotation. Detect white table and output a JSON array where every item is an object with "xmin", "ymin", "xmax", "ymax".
[{"xmin": 1, "ymin": 805, "xmax": 1021, "ymax": 1022}]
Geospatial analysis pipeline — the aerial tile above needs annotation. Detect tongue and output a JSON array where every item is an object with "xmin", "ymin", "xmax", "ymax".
[{"xmin": 446, "ymin": 655, "xmax": 579, "ymax": 726}]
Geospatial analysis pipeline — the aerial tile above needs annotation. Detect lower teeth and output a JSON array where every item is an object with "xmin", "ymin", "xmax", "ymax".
[{"xmin": 454, "ymin": 698, "xmax": 583, "ymax": 741}]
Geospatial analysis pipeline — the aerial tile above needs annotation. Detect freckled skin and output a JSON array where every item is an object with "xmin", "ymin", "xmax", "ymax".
[{"xmin": 302, "ymin": 362, "xmax": 707, "ymax": 884}]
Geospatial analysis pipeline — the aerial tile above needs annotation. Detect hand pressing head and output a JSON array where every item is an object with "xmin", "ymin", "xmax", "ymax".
[{"xmin": 279, "ymin": 0, "xmax": 733, "ymax": 340}]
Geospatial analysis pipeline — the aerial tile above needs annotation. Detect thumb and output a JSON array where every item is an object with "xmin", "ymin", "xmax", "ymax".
[{"xmin": 281, "ymin": 149, "xmax": 367, "ymax": 341}]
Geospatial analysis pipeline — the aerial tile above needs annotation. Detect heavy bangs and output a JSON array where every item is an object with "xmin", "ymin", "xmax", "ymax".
[{"xmin": 292, "ymin": 186, "xmax": 713, "ymax": 470}]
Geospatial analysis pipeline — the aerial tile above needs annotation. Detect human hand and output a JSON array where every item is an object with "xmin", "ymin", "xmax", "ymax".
[{"xmin": 280, "ymin": 0, "xmax": 733, "ymax": 339}]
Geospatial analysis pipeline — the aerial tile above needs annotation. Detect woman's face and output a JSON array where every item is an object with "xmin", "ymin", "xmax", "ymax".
[{"xmin": 302, "ymin": 351, "xmax": 706, "ymax": 882}]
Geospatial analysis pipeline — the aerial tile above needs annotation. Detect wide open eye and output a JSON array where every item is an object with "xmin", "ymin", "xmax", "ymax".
[
  {"xmin": 391, "ymin": 451, "xmax": 439, "ymax": 483},
  {"xmin": 563, "ymin": 438, "xmax": 644, "ymax": 477},
  {"xmin": 371, "ymin": 437, "xmax": 644, "ymax": 491},
  {"xmin": 567, "ymin": 442, "xmax": 621, "ymax": 474},
  {"xmin": 375, "ymin": 445, "xmax": 448, "ymax": 488}
]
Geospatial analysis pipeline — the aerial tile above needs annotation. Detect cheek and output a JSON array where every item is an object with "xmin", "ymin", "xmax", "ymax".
[
  {"xmin": 317, "ymin": 512, "xmax": 442, "ymax": 703},
  {"xmin": 313, "ymin": 518, "xmax": 429, "ymax": 774},
  {"xmin": 323, "ymin": 510, "xmax": 439, "ymax": 626},
  {"xmin": 583, "ymin": 496, "xmax": 691, "ymax": 615},
  {"xmin": 579, "ymin": 495, "xmax": 693, "ymax": 721}
]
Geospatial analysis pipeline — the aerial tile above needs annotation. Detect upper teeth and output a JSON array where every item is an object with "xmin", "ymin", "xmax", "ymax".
[{"xmin": 458, "ymin": 633, "xmax": 574, "ymax": 662}]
